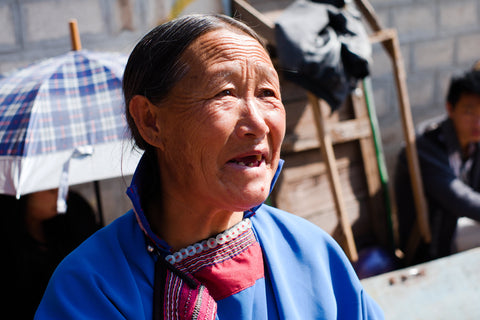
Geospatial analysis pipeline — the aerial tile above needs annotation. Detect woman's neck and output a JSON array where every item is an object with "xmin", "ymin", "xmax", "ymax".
[{"xmin": 147, "ymin": 195, "xmax": 244, "ymax": 252}]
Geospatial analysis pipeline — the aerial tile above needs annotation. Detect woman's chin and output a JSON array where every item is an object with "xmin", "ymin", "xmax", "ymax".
[
  {"xmin": 218, "ymin": 176, "xmax": 272, "ymax": 210},
  {"xmin": 229, "ymin": 190, "xmax": 269, "ymax": 211}
]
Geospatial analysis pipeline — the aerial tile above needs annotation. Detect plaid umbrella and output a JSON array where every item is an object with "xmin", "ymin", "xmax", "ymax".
[{"xmin": 0, "ymin": 50, "xmax": 142, "ymax": 211}]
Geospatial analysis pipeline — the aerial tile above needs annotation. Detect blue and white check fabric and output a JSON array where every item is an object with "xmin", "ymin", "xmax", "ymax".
[{"xmin": 0, "ymin": 50, "xmax": 128, "ymax": 157}]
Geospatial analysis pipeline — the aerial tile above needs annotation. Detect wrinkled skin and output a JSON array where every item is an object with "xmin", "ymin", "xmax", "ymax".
[{"xmin": 130, "ymin": 28, "xmax": 286, "ymax": 249}]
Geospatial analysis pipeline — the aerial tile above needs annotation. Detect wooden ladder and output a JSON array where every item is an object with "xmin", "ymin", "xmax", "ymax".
[{"xmin": 232, "ymin": 0, "xmax": 430, "ymax": 263}]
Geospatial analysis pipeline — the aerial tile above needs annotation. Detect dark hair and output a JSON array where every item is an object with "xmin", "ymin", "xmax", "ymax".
[
  {"xmin": 446, "ymin": 69, "xmax": 480, "ymax": 108},
  {"xmin": 123, "ymin": 14, "xmax": 263, "ymax": 150}
]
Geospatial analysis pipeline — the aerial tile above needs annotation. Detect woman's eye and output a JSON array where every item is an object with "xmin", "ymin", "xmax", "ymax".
[
  {"xmin": 259, "ymin": 89, "xmax": 276, "ymax": 98},
  {"xmin": 216, "ymin": 89, "xmax": 233, "ymax": 97}
]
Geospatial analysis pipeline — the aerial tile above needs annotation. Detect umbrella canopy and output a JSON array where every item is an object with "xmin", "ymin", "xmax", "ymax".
[{"xmin": 0, "ymin": 50, "xmax": 142, "ymax": 205}]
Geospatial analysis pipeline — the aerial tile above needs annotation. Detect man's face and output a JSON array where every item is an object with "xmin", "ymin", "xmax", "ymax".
[{"xmin": 448, "ymin": 93, "xmax": 480, "ymax": 148}]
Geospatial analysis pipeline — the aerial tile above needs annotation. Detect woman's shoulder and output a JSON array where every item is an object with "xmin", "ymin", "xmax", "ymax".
[
  {"xmin": 253, "ymin": 205, "xmax": 332, "ymax": 236},
  {"xmin": 44, "ymin": 210, "xmax": 151, "ymax": 289},
  {"xmin": 36, "ymin": 210, "xmax": 153, "ymax": 319},
  {"xmin": 251, "ymin": 205, "xmax": 386, "ymax": 319},
  {"xmin": 252, "ymin": 204, "xmax": 340, "ymax": 253}
]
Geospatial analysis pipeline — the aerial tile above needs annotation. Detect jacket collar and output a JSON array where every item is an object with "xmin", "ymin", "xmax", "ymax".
[{"xmin": 126, "ymin": 151, "xmax": 284, "ymax": 255}]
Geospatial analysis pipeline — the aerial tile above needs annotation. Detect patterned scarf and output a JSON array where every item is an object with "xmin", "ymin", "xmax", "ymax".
[
  {"xmin": 127, "ymin": 153, "xmax": 281, "ymax": 320},
  {"xmin": 153, "ymin": 255, "xmax": 217, "ymax": 320},
  {"xmin": 149, "ymin": 219, "xmax": 263, "ymax": 320}
]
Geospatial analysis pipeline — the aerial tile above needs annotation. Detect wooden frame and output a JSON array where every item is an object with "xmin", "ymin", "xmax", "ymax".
[{"xmin": 232, "ymin": 0, "xmax": 431, "ymax": 262}]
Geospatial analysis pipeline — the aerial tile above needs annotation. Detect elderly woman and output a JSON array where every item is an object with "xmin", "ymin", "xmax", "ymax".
[{"xmin": 35, "ymin": 14, "xmax": 383, "ymax": 319}]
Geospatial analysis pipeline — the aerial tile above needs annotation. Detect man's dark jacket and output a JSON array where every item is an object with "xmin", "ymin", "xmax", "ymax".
[{"xmin": 395, "ymin": 118, "xmax": 480, "ymax": 264}]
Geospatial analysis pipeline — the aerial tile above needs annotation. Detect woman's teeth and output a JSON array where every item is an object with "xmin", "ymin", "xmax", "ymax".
[
  {"xmin": 237, "ymin": 161, "xmax": 256, "ymax": 167},
  {"xmin": 231, "ymin": 155, "xmax": 263, "ymax": 167}
]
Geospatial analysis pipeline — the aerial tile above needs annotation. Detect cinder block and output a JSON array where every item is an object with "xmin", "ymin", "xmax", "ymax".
[
  {"xmin": 370, "ymin": 42, "xmax": 410, "ymax": 76},
  {"xmin": 370, "ymin": 47, "xmax": 392, "ymax": 77},
  {"xmin": 439, "ymin": 1, "xmax": 478, "ymax": 31},
  {"xmin": 413, "ymin": 38, "xmax": 455, "ymax": 70},
  {"xmin": 373, "ymin": 8, "xmax": 391, "ymax": 29},
  {"xmin": 0, "ymin": 60, "xmax": 31, "ymax": 74},
  {"xmin": 392, "ymin": 4, "xmax": 436, "ymax": 40},
  {"xmin": 436, "ymin": 69, "xmax": 456, "ymax": 106},
  {"xmin": 0, "ymin": 4, "xmax": 16, "ymax": 47},
  {"xmin": 400, "ymin": 43, "xmax": 411, "ymax": 73},
  {"xmin": 179, "ymin": 0, "xmax": 223, "ymax": 16},
  {"xmin": 369, "ymin": 0, "xmax": 414, "ymax": 8},
  {"xmin": 23, "ymin": 0, "xmax": 105, "ymax": 43},
  {"xmin": 457, "ymin": 33, "xmax": 480, "ymax": 65},
  {"xmin": 407, "ymin": 72, "xmax": 435, "ymax": 108}
]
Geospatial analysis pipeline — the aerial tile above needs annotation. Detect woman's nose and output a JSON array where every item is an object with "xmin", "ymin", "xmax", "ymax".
[{"xmin": 236, "ymin": 100, "xmax": 269, "ymax": 139}]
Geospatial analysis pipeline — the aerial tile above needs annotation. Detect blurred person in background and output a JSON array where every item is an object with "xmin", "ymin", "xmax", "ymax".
[
  {"xmin": 395, "ymin": 67, "xmax": 480, "ymax": 265},
  {"xmin": 0, "ymin": 189, "xmax": 98, "ymax": 319}
]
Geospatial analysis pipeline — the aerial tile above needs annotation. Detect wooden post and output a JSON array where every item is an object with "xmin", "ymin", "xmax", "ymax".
[
  {"xmin": 358, "ymin": 0, "xmax": 432, "ymax": 249},
  {"xmin": 373, "ymin": 31, "xmax": 431, "ymax": 246},
  {"xmin": 308, "ymin": 93, "xmax": 359, "ymax": 262},
  {"xmin": 232, "ymin": 0, "xmax": 276, "ymax": 44},
  {"xmin": 353, "ymin": 0, "xmax": 383, "ymax": 33},
  {"xmin": 67, "ymin": 19, "xmax": 105, "ymax": 225},
  {"xmin": 69, "ymin": 19, "xmax": 82, "ymax": 51},
  {"xmin": 233, "ymin": 0, "xmax": 431, "ymax": 257},
  {"xmin": 351, "ymin": 85, "xmax": 389, "ymax": 246}
]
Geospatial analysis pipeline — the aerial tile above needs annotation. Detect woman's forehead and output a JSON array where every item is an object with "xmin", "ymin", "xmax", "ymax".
[{"xmin": 183, "ymin": 29, "xmax": 272, "ymax": 68}]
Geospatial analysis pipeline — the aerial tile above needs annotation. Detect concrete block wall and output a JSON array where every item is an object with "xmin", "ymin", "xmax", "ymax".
[
  {"xmin": 1, "ymin": 0, "xmax": 480, "ymax": 223},
  {"xmin": 0, "ymin": 0, "xmax": 223, "ymax": 71},
  {"xmin": 0, "ymin": 0, "xmax": 224, "ymax": 224},
  {"xmin": 0, "ymin": 0, "xmax": 173, "ymax": 73},
  {"xmin": 368, "ymin": 0, "xmax": 480, "ymax": 173}
]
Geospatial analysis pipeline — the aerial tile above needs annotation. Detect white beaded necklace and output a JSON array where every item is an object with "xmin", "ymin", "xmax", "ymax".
[{"xmin": 165, "ymin": 218, "xmax": 252, "ymax": 265}]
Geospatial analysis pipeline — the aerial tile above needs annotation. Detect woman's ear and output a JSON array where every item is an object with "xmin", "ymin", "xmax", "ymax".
[{"xmin": 128, "ymin": 95, "xmax": 165, "ymax": 150}]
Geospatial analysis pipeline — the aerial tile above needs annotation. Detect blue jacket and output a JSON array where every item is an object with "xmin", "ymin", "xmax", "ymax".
[{"xmin": 35, "ymin": 156, "xmax": 383, "ymax": 319}]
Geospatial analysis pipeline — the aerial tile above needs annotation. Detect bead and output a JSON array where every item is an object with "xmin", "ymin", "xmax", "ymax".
[
  {"xmin": 186, "ymin": 245, "xmax": 196, "ymax": 256},
  {"xmin": 173, "ymin": 251, "xmax": 183, "ymax": 263},
  {"xmin": 180, "ymin": 248, "xmax": 189, "ymax": 257},
  {"xmin": 229, "ymin": 228, "xmax": 238, "ymax": 239},
  {"xmin": 166, "ymin": 218, "xmax": 251, "ymax": 261},
  {"xmin": 165, "ymin": 255, "xmax": 175, "ymax": 264},
  {"xmin": 216, "ymin": 233, "xmax": 226, "ymax": 245},
  {"xmin": 207, "ymin": 237, "xmax": 218, "ymax": 249},
  {"xmin": 240, "ymin": 222, "xmax": 247, "ymax": 232},
  {"xmin": 147, "ymin": 245, "xmax": 154, "ymax": 253},
  {"xmin": 201, "ymin": 240, "xmax": 209, "ymax": 250},
  {"xmin": 194, "ymin": 243, "xmax": 203, "ymax": 254}
]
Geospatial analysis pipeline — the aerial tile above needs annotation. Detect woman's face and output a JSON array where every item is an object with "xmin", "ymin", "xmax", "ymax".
[{"xmin": 154, "ymin": 28, "xmax": 286, "ymax": 213}]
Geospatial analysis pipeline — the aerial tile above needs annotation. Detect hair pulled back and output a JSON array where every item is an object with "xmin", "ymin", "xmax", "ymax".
[{"xmin": 123, "ymin": 14, "xmax": 263, "ymax": 150}]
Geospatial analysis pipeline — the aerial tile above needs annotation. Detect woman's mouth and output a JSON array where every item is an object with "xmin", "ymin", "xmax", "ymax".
[{"xmin": 228, "ymin": 154, "xmax": 263, "ymax": 167}]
